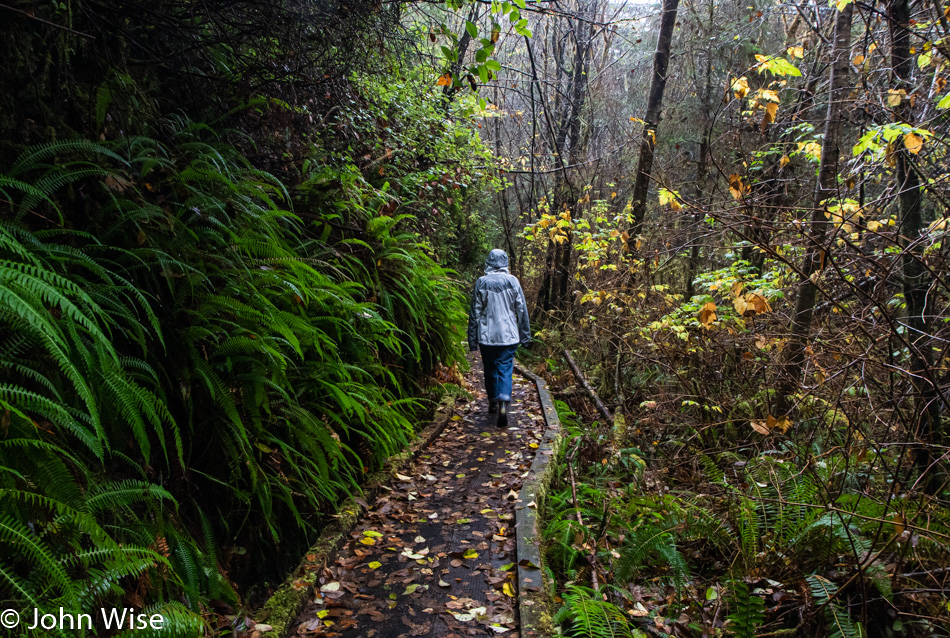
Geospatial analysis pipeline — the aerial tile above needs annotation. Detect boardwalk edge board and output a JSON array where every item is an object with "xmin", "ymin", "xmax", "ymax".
[
  {"xmin": 260, "ymin": 391, "xmax": 459, "ymax": 637},
  {"xmin": 513, "ymin": 362, "xmax": 562, "ymax": 638}
]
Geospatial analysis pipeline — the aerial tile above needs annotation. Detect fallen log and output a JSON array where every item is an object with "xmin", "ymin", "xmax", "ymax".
[{"xmin": 562, "ymin": 349, "xmax": 613, "ymax": 423}]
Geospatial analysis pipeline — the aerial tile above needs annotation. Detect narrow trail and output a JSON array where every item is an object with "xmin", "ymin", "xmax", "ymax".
[{"xmin": 290, "ymin": 356, "xmax": 546, "ymax": 638}]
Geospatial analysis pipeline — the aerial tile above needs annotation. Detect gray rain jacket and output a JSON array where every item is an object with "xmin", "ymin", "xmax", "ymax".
[{"xmin": 467, "ymin": 249, "xmax": 531, "ymax": 350}]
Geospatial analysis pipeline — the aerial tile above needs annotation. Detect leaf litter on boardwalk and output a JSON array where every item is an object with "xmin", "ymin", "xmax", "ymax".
[{"xmin": 291, "ymin": 368, "xmax": 544, "ymax": 638}]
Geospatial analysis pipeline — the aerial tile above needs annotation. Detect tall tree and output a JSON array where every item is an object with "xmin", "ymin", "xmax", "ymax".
[
  {"xmin": 776, "ymin": 1, "xmax": 854, "ymax": 417},
  {"xmin": 888, "ymin": 0, "xmax": 946, "ymax": 462},
  {"xmin": 536, "ymin": 0, "xmax": 599, "ymax": 314},
  {"xmin": 629, "ymin": 0, "xmax": 681, "ymax": 238}
]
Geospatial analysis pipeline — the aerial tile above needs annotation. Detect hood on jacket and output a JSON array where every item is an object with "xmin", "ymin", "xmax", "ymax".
[{"xmin": 484, "ymin": 249, "xmax": 509, "ymax": 273}]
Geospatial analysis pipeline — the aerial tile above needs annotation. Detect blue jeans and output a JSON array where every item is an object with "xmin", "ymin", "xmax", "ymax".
[{"xmin": 479, "ymin": 344, "xmax": 519, "ymax": 402}]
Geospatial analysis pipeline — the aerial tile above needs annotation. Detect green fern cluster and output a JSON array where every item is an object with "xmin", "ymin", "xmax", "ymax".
[
  {"xmin": 553, "ymin": 585, "xmax": 647, "ymax": 638},
  {"xmin": 726, "ymin": 581, "xmax": 766, "ymax": 638},
  {"xmin": 806, "ymin": 575, "xmax": 866, "ymax": 638},
  {"xmin": 0, "ymin": 121, "xmax": 467, "ymax": 632}
]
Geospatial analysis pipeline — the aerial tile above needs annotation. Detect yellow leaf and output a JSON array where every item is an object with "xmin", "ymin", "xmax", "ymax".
[
  {"xmin": 904, "ymin": 132, "xmax": 924, "ymax": 154},
  {"xmin": 887, "ymin": 89, "xmax": 905, "ymax": 107},
  {"xmin": 787, "ymin": 46, "xmax": 804, "ymax": 59},
  {"xmin": 892, "ymin": 514, "xmax": 906, "ymax": 536},
  {"xmin": 502, "ymin": 581, "xmax": 516, "ymax": 597},
  {"xmin": 437, "ymin": 73, "xmax": 452, "ymax": 86},
  {"xmin": 767, "ymin": 414, "xmax": 792, "ymax": 433},
  {"xmin": 360, "ymin": 537, "xmax": 376, "ymax": 545},
  {"xmin": 368, "ymin": 561, "xmax": 382, "ymax": 569},
  {"xmin": 928, "ymin": 218, "xmax": 948, "ymax": 233},
  {"xmin": 733, "ymin": 296, "xmax": 749, "ymax": 316},
  {"xmin": 731, "ymin": 76, "xmax": 749, "ymax": 99},
  {"xmin": 798, "ymin": 141, "xmax": 821, "ymax": 159},
  {"xmin": 780, "ymin": 154, "xmax": 790, "ymax": 168},
  {"xmin": 528, "ymin": 442, "xmax": 539, "ymax": 449},
  {"xmin": 852, "ymin": 54, "xmax": 865, "ymax": 66},
  {"xmin": 463, "ymin": 549, "xmax": 479, "ymax": 559}
]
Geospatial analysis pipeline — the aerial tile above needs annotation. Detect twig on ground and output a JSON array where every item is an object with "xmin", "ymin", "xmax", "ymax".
[{"xmin": 563, "ymin": 349, "xmax": 613, "ymax": 423}]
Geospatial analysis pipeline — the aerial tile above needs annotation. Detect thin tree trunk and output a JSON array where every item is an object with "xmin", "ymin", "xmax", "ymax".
[
  {"xmin": 537, "ymin": 0, "xmax": 597, "ymax": 313},
  {"xmin": 776, "ymin": 3, "xmax": 853, "ymax": 417},
  {"xmin": 888, "ymin": 0, "xmax": 945, "ymax": 465},
  {"xmin": 629, "ymin": 0, "xmax": 680, "ymax": 237},
  {"xmin": 552, "ymin": 5, "xmax": 594, "ymax": 310},
  {"xmin": 685, "ymin": 0, "xmax": 714, "ymax": 301}
]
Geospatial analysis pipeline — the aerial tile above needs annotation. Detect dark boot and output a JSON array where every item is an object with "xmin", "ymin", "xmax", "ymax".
[
  {"xmin": 489, "ymin": 400, "xmax": 498, "ymax": 414},
  {"xmin": 497, "ymin": 401, "xmax": 509, "ymax": 428}
]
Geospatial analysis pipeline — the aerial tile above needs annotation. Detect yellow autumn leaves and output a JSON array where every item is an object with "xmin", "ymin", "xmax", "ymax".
[
  {"xmin": 534, "ymin": 210, "xmax": 572, "ymax": 244},
  {"xmin": 729, "ymin": 73, "xmax": 786, "ymax": 132},
  {"xmin": 750, "ymin": 414, "xmax": 792, "ymax": 435},
  {"xmin": 697, "ymin": 283, "xmax": 772, "ymax": 329}
]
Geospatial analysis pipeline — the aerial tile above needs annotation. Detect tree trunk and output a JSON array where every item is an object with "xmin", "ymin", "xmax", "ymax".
[
  {"xmin": 888, "ymin": 0, "xmax": 945, "ymax": 465},
  {"xmin": 776, "ymin": 2, "xmax": 853, "ymax": 417},
  {"xmin": 537, "ymin": 0, "xmax": 597, "ymax": 314},
  {"xmin": 629, "ymin": 0, "xmax": 680, "ymax": 238},
  {"xmin": 685, "ymin": 0, "xmax": 714, "ymax": 301}
]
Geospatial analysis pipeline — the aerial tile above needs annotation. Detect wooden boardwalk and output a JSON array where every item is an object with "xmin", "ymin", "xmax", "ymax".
[{"xmin": 288, "ymin": 357, "xmax": 547, "ymax": 638}]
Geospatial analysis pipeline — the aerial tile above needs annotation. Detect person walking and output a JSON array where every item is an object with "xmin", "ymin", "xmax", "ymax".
[{"xmin": 467, "ymin": 249, "xmax": 531, "ymax": 427}]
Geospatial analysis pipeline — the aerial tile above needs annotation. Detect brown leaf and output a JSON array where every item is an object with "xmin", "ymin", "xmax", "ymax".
[
  {"xmin": 750, "ymin": 421, "xmax": 770, "ymax": 435},
  {"xmin": 698, "ymin": 302, "xmax": 717, "ymax": 328},
  {"xmin": 728, "ymin": 174, "xmax": 749, "ymax": 200},
  {"xmin": 761, "ymin": 102, "xmax": 778, "ymax": 131}
]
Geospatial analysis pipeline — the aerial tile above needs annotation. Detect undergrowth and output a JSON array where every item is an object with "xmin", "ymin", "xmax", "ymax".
[
  {"xmin": 0, "ymin": 86, "xmax": 487, "ymax": 633},
  {"xmin": 541, "ymin": 395, "xmax": 950, "ymax": 638}
]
